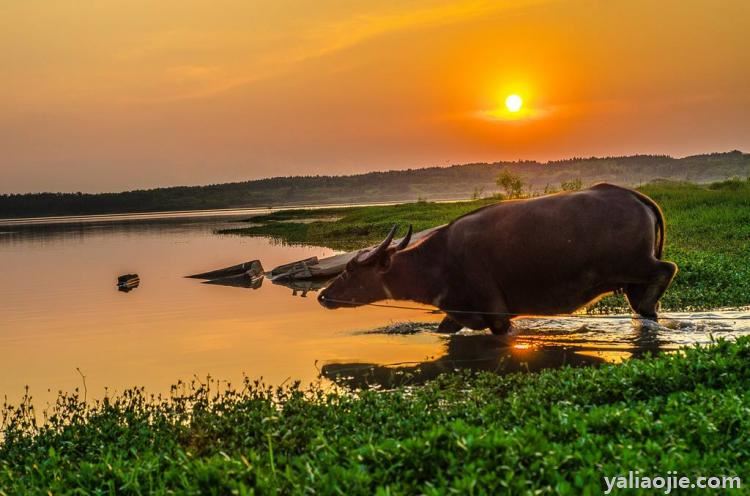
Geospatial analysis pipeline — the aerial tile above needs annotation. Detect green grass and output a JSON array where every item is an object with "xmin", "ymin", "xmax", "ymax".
[
  {"xmin": 2, "ymin": 338, "xmax": 750, "ymax": 494},
  {"xmin": 225, "ymin": 198, "xmax": 499, "ymax": 251},
  {"xmin": 638, "ymin": 180, "xmax": 750, "ymax": 310},
  {"xmin": 220, "ymin": 180, "xmax": 750, "ymax": 311}
]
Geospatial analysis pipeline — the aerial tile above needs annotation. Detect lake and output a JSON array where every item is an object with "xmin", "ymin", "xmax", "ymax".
[{"xmin": 1, "ymin": 209, "xmax": 749, "ymax": 405}]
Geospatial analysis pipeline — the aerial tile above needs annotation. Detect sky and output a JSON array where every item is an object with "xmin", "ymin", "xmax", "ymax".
[{"xmin": 1, "ymin": 0, "xmax": 748, "ymax": 193}]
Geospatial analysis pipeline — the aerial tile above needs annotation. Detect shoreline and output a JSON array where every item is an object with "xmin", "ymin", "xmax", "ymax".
[{"xmin": 0, "ymin": 198, "xmax": 468, "ymax": 227}]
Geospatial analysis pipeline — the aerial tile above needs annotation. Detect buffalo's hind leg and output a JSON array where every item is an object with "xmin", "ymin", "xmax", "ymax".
[
  {"xmin": 626, "ymin": 261, "xmax": 678, "ymax": 319},
  {"xmin": 488, "ymin": 317, "xmax": 511, "ymax": 335},
  {"xmin": 488, "ymin": 317, "xmax": 517, "ymax": 347}
]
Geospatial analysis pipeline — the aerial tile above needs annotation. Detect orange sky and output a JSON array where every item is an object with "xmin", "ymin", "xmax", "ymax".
[{"xmin": 1, "ymin": 0, "xmax": 748, "ymax": 193}]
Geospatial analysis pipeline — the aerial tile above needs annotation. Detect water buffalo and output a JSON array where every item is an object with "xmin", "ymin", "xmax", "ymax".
[{"xmin": 318, "ymin": 184, "xmax": 677, "ymax": 337}]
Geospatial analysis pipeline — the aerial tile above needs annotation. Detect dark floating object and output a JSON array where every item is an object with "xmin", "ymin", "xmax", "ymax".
[{"xmin": 117, "ymin": 273, "xmax": 140, "ymax": 292}]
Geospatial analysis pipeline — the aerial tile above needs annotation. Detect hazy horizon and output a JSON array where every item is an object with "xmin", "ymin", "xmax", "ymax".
[
  {"xmin": 2, "ymin": 0, "xmax": 748, "ymax": 193},
  {"xmin": 1, "ymin": 148, "xmax": 745, "ymax": 195}
]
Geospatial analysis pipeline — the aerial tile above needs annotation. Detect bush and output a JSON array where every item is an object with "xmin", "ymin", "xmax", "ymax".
[
  {"xmin": 560, "ymin": 178, "xmax": 583, "ymax": 191},
  {"xmin": 496, "ymin": 170, "xmax": 525, "ymax": 199}
]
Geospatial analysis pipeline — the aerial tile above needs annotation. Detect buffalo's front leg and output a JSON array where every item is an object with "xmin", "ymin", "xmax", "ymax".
[
  {"xmin": 445, "ymin": 311, "xmax": 486, "ymax": 332},
  {"xmin": 436, "ymin": 316, "xmax": 464, "ymax": 334},
  {"xmin": 446, "ymin": 311, "xmax": 512, "ymax": 336}
]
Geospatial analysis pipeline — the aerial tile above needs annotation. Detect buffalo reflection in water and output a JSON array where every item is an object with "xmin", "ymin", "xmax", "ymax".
[{"xmin": 320, "ymin": 333, "xmax": 612, "ymax": 390}]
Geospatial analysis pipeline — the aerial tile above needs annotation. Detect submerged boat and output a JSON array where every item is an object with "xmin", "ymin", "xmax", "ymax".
[{"xmin": 187, "ymin": 227, "xmax": 439, "ymax": 288}]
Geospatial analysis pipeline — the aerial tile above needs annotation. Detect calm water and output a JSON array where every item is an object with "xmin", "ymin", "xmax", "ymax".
[{"xmin": 1, "ymin": 210, "xmax": 749, "ymax": 404}]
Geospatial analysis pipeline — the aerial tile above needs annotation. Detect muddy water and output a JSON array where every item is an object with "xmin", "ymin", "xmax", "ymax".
[{"xmin": 1, "ymin": 210, "xmax": 748, "ymax": 403}]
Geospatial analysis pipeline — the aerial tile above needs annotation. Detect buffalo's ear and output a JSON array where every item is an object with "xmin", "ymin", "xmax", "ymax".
[
  {"xmin": 354, "ymin": 249, "xmax": 374, "ymax": 265},
  {"xmin": 355, "ymin": 246, "xmax": 391, "ymax": 267},
  {"xmin": 386, "ymin": 250, "xmax": 401, "ymax": 270}
]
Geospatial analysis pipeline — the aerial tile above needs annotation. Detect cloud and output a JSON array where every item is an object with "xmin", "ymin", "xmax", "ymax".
[
  {"xmin": 1, "ymin": 0, "xmax": 547, "ymax": 106},
  {"xmin": 127, "ymin": 0, "xmax": 546, "ymax": 102}
]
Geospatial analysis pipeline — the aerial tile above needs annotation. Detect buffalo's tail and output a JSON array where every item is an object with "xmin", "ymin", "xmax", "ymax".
[{"xmin": 630, "ymin": 189, "xmax": 665, "ymax": 259}]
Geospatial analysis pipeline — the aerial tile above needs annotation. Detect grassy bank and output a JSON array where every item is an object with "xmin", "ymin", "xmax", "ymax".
[
  {"xmin": 2, "ymin": 338, "xmax": 749, "ymax": 494},
  {"xmin": 220, "ymin": 179, "xmax": 750, "ymax": 311}
]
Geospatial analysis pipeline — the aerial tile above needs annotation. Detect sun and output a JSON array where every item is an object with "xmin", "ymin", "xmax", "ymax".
[
  {"xmin": 481, "ymin": 90, "xmax": 533, "ymax": 121},
  {"xmin": 505, "ymin": 94, "xmax": 523, "ymax": 113}
]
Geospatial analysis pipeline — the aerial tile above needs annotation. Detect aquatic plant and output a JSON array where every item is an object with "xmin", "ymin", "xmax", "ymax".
[{"xmin": 2, "ymin": 338, "xmax": 750, "ymax": 494}]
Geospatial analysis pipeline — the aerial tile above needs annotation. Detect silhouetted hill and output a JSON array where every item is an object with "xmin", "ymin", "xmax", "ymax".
[{"xmin": 1, "ymin": 151, "xmax": 748, "ymax": 218}]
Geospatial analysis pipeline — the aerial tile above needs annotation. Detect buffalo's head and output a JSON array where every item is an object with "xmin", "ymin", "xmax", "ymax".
[{"xmin": 318, "ymin": 225, "xmax": 412, "ymax": 309}]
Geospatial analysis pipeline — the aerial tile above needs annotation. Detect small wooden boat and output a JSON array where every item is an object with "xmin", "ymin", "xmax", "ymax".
[
  {"xmin": 187, "ymin": 260, "xmax": 263, "ymax": 280},
  {"xmin": 186, "ymin": 226, "xmax": 440, "ymax": 290},
  {"xmin": 203, "ymin": 272, "xmax": 264, "ymax": 289}
]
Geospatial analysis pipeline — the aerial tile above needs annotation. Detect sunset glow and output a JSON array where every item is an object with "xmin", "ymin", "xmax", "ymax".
[{"xmin": 1, "ymin": 0, "xmax": 748, "ymax": 193}]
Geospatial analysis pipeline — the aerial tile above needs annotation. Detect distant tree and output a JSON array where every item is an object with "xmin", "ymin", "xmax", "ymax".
[
  {"xmin": 496, "ymin": 170, "xmax": 525, "ymax": 199},
  {"xmin": 471, "ymin": 186, "xmax": 485, "ymax": 200},
  {"xmin": 560, "ymin": 178, "xmax": 583, "ymax": 191},
  {"xmin": 543, "ymin": 184, "xmax": 559, "ymax": 195}
]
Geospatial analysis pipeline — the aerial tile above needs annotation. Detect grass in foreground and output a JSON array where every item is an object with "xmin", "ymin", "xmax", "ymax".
[
  {"xmin": 2, "ymin": 338, "xmax": 750, "ymax": 494},
  {"xmin": 220, "ymin": 179, "xmax": 750, "ymax": 311}
]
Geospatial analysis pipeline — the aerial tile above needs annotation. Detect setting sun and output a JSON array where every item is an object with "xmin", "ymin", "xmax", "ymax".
[{"xmin": 505, "ymin": 94, "xmax": 523, "ymax": 113}]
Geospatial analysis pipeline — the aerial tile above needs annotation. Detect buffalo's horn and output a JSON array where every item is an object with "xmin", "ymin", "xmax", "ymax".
[
  {"xmin": 395, "ymin": 224, "xmax": 413, "ymax": 251},
  {"xmin": 357, "ymin": 224, "xmax": 398, "ymax": 264}
]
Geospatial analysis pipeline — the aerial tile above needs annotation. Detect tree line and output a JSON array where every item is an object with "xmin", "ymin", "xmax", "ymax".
[{"xmin": 1, "ymin": 151, "xmax": 747, "ymax": 218}]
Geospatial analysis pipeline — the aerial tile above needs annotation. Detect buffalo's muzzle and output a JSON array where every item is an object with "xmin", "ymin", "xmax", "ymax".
[{"xmin": 318, "ymin": 293, "xmax": 336, "ymax": 309}]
